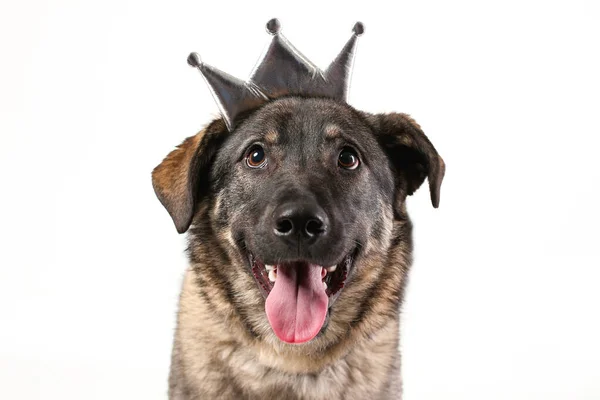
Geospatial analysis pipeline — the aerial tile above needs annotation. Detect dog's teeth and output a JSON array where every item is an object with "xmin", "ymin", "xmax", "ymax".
[
  {"xmin": 268, "ymin": 270, "xmax": 277, "ymax": 282},
  {"xmin": 323, "ymin": 281, "xmax": 327, "ymax": 290},
  {"xmin": 326, "ymin": 265, "xmax": 337, "ymax": 272},
  {"xmin": 265, "ymin": 264, "xmax": 276, "ymax": 271}
]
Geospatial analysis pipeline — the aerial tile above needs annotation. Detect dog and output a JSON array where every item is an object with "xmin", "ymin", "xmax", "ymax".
[{"xmin": 152, "ymin": 96, "xmax": 445, "ymax": 399}]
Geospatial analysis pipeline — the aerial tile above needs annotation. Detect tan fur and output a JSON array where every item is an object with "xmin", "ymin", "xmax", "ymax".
[
  {"xmin": 165, "ymin": 197, "xmax": 410, "ymax": 399},
  {"xmin": 264, "ymin": 129, "xmax": 279, "ymax": 144},
  {"xmin": 172, "ymin": 266, "xmax": 402, "ymax": 399},
  {"xmin": 153, "ymin": 134, "xmax": 202, "ymax": 209},
  {"xmin": 324, "ymin": 124, "xmax": 341, "ymax": 139}
]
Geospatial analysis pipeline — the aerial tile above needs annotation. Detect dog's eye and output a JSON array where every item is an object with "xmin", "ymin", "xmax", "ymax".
[
  {"xmin": 338, "ymin": 148, "xmax": 360, "ymax": 170},
  {"xmin": 246, "ymin": 145, "xmax": 267, "ymax": 168}
]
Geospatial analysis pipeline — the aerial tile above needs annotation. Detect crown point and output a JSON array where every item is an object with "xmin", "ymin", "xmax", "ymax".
[
  {"xmin": 266, "ymin": 18, "xmax": 281, "ymax": 35},
  {"xmin": 353, "ymin": 22, "xmax": 365, "ymax": 36},
  {"xmin": 187, "ymin": 52, "xmax": 202, "ymax": 68}
]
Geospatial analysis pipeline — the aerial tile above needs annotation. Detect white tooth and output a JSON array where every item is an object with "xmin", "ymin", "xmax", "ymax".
[
  {"xmin": 265, "ymin": 264, "xmax": 276, "ymax": 271},
  {"xmin": 323, "ymin": 281, "xmax": 327, "ymax": 290},
  {"xmin": 326, "ymin": 265, "xmax": 337, "ymax": 272},
  {"xmin": 268, "ymin": 270, "xmax": 277, "ymax": 282}
]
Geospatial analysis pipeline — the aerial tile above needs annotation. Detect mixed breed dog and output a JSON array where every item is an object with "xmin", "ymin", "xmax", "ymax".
[{"xmin": 152, "ymin": 19, "xmax": 445, "ymax": 400}]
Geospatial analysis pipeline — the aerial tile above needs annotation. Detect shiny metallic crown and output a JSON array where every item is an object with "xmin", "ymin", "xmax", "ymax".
[{"xmin": 187, "ymin": 18, "xmax": 364, "ymax": 131}]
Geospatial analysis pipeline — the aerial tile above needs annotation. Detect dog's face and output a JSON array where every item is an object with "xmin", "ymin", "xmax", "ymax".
[
  {"xmin": 153, "ymin": 97, "xmax": 444, "ymax": 357},
  {"xmin": 212, "ymin": 98, "xmax": 400, "ymax": 344}
]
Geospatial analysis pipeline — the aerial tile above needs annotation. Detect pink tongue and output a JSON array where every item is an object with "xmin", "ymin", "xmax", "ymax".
[{"xmin": 265, "ymin": 263, "xmax": 328, "ymax": 344}]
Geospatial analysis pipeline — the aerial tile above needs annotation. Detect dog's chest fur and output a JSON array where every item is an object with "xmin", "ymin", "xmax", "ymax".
[{"xmin": 169, "ymin": 270, "xmax": 402, "ymax": 400}]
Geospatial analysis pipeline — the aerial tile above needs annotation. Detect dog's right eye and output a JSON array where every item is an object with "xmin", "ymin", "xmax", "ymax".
[{"xmin": 246, "ymin": 145, "xmax": 267, "ymax": 168}]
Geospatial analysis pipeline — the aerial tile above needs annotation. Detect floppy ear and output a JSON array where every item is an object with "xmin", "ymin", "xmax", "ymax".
[
  {"xmin": 366, "ymin": 112, "xmax": 445, "ymax": 210},
  {"xmin": 152, "ymin": 120, "xmax": 228, "ymax": 233}
]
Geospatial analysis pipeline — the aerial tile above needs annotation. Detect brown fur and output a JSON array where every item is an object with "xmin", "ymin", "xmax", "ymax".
[{"xmin": 153, "ymin": 100, "xmax": 444, "ymax": 400}]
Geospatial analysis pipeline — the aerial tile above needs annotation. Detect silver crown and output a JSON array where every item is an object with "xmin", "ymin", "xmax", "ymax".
[{"xmin": 187, "ymin": 18, "xmax": 364, "ymax": 131}]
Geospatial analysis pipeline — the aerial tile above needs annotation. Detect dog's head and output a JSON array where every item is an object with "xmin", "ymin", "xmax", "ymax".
[{"xmin": 153, "ymin": 97, "xmax": 444, "ymax": 358}]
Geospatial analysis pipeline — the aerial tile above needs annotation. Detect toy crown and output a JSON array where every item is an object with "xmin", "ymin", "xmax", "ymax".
[{"xmin": 187, "ymin": 18, "xmax": 364, "ymax": 131}]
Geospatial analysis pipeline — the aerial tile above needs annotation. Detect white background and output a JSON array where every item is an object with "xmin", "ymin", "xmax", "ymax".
[{"xmin": 1, "ymin": 0, "xmax": 599, "ymax": 399}]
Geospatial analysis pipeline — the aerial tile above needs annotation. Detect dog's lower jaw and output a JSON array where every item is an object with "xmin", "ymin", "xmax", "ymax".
[{"xmin": 169, "ymin": 268, "xmax": 403, "ymax": 400}]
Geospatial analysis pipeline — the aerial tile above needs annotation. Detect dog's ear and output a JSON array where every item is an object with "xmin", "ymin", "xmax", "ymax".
[
  {"xmin": 365, "ymin": 112, "xmax": 445, "ymax": 211},
  {"xmin": 152, "ymin": 120, "xmax": 228, "ymax": 233}
]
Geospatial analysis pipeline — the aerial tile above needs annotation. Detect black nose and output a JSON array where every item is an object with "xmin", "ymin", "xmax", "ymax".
[{"xmin": 273, "ymin": 201, "xmax": 329, "ymax": 241}]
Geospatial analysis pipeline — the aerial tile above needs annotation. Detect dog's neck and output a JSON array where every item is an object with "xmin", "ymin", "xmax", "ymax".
[{"xmin": 171, "ymin": 268, "xmax": 403, "ymax": 398}]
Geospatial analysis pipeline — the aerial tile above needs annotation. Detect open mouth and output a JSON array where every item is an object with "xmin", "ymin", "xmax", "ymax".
[{"xmin": 248, "ymin": 251, "xmax": 354, "ymax": 344}]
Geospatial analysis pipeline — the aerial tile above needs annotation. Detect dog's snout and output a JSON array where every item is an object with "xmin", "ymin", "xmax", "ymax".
[{"xmin": 273, "ymin": 201, "xmax": 328, "ymax": 241}]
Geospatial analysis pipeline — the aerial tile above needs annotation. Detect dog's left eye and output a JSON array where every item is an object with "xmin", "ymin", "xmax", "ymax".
[
  {"xmin": 338, "ymin": 147, "xmax": 360, "ymax": 170},
  {"xmin": 246, "ymin": 145, "xmax": 267, "ymax": 168}
]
